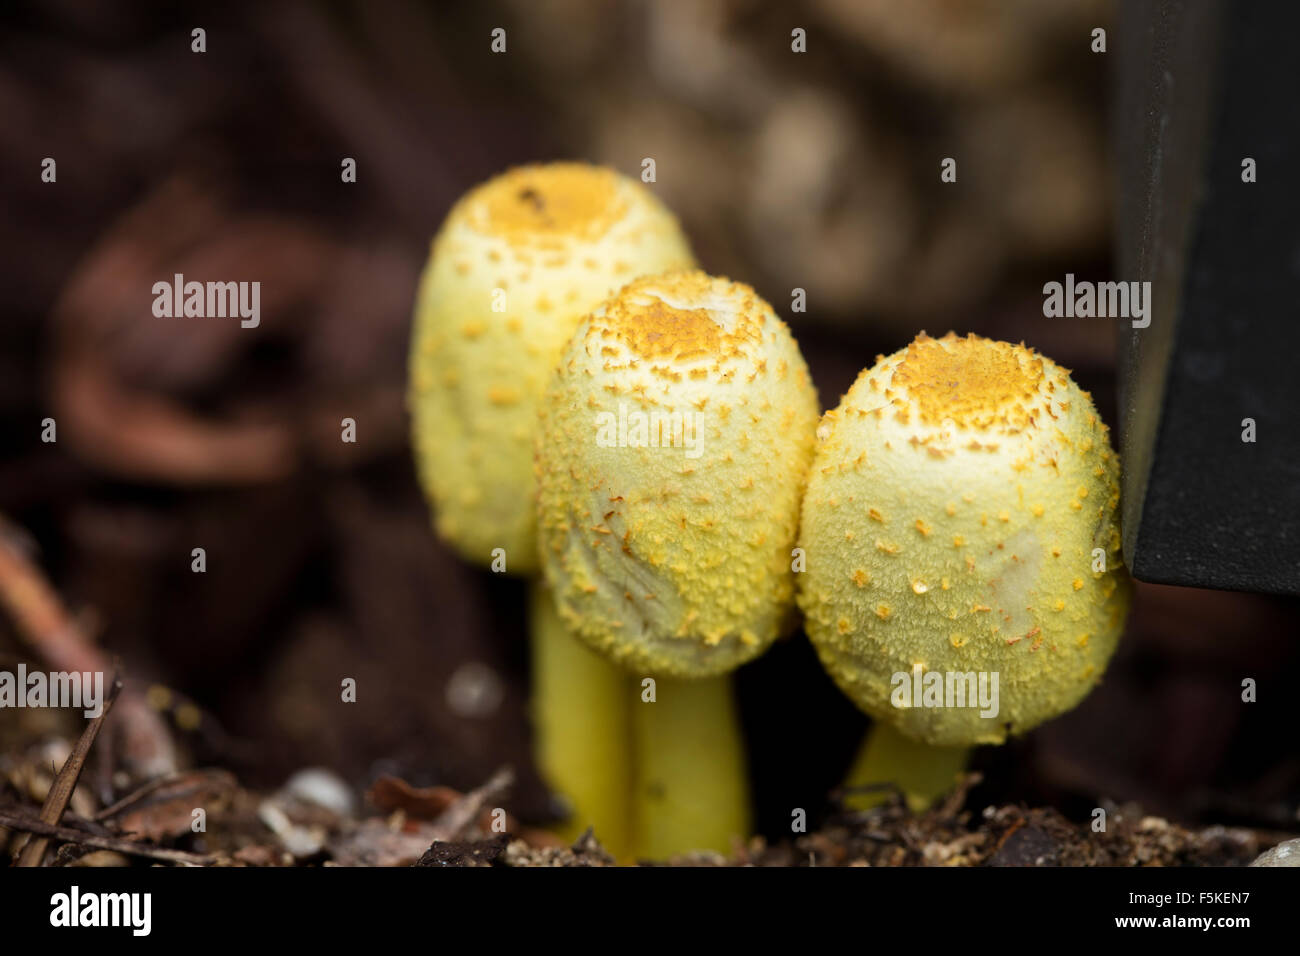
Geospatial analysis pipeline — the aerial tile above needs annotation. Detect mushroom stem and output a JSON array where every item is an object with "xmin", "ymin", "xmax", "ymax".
[
  {"xmin": 841, "ymin": 721, "xmax": 969, "ymax": 813},
  {"xmin": 631, "ymin": 675, "xmax": 750, "ymax": 860},
  {"xmin": 529, "ymin": 581, "xmax": 635, "ymax": 859}
]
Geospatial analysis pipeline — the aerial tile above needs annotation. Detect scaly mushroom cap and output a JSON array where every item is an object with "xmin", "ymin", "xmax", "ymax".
[
  {"xmin": 409, "ymin": 163, "xmax": 694, "ymax": 572},
  {"xmin": 797, "ymin": 332, "xmax": 1131, "ymax": 746},
  {"xmin": 537, "ymin": 271, "xmax": 819, "ymax": 677}
]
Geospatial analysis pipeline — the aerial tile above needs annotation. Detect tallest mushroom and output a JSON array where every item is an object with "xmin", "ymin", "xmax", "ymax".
[
  {"xmin": 409, "ymin": 162, "xmax": 693, "ymax": 568},
  {"xmin": 408, "ymin": 163, "xmax": 695, "ymax": 856}
]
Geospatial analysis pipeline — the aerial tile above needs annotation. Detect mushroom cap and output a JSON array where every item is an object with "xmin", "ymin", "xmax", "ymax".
[
  {"xmin": 537, "ymin": 270, "xmax": 819, "ymax": 677},
  {"xmin": 797, "ymin": 332, "xmax": 1131, "ymax": 746},
  {"xmin": 409, "ymin": 162, "xmax": 694, "ymax": 573}
]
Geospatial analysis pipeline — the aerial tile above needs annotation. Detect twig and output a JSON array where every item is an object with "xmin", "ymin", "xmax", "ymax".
[
  {"xmin": 16, "ymin": 677, "xmax": 122, "ymax": 866},
  {"xmin": 0, "ymin": 811, "xmax": 213, "ymax": 866},
  {"xmin": 0, "ymin": 516, "xmax": 176, "ymax": 776},
  {"xmin": 0, "ymin": 520, "xmax": 98, "ymax": 676},
  {"xmin": 934, "ymin": 771, "xmax": 983, "ymax": 822},
  {"xmin": 95, "ymin": 768, "xmax": 237, "ymax": 823},
  {"xmin": 93, "ymin": 773, "xmax": 175, "ymax": 822},
  {"xmin": 429, "ymin": 766, "xmax": 514, "ymax": 842}
]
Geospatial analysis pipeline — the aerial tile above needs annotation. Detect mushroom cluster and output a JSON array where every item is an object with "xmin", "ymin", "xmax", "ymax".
[{"xmin": 410, "ymin": 164, "xmax": 1132, "ymax": 860}]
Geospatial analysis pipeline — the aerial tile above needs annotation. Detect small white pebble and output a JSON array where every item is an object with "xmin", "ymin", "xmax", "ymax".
[
  {"xmin": 1251, "ymin": 838, "xmax": 1300, "ymax": 867},
  {"xmin": 283, "ymin": 767, "xmax": 355, "ymax": 816},
  {"xmin": 446, "ymin": 661, "xmax": 505, "ymax": 718}
]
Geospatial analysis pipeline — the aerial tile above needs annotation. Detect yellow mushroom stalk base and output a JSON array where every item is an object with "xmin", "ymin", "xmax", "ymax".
[
  {"xmin": 632, "ymin": 676, "xmax": 750, "ymax": 859},
  {"xmin": 529, "ymin": 581, "xmax": 634, "ymax": 859},
  {"xmin": 841, "ymin": 721, "xmax": 970, "ymax": 813},
  {"xmin": 798, "ymin": 332, "xmax": 1132, "ymax": 749}
]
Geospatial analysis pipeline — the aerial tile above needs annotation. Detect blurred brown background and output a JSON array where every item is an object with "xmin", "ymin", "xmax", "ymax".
[{"xmin": 1, "ymin": 0, "xmax": 1296, "ymax": 838}]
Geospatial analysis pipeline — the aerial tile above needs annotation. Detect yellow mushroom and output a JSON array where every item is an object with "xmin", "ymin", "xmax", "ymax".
[
  {"xmin": 536, "ymin": 270, "xmax": 819, "ymax": 856},
  {"xmin": 798, "ymin": 332, "xmax": 1130, "ymax": 765},
  {"xmin": 538, "ymin": 270, "xmax": 819, "ymax": 676},
  {"xmin": 408, "ymin": 163, "xmax": 695, "ymax": 859},
  {"xmin": 409, "ymin": 162, "xmax": 693, "ymax": 573}
]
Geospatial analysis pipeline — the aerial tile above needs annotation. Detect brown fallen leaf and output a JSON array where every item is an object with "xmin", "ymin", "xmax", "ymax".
[
  {"xmin": 367, "ymin": 774, "xmax": 459, "ymax": 819},
  {"xmin": 106, "ymin": 769, "xmax": 237, "ymax": 842},
  {"xmin": 367, "ymin": 771, "xmax": 565, "ymax": 849}
]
